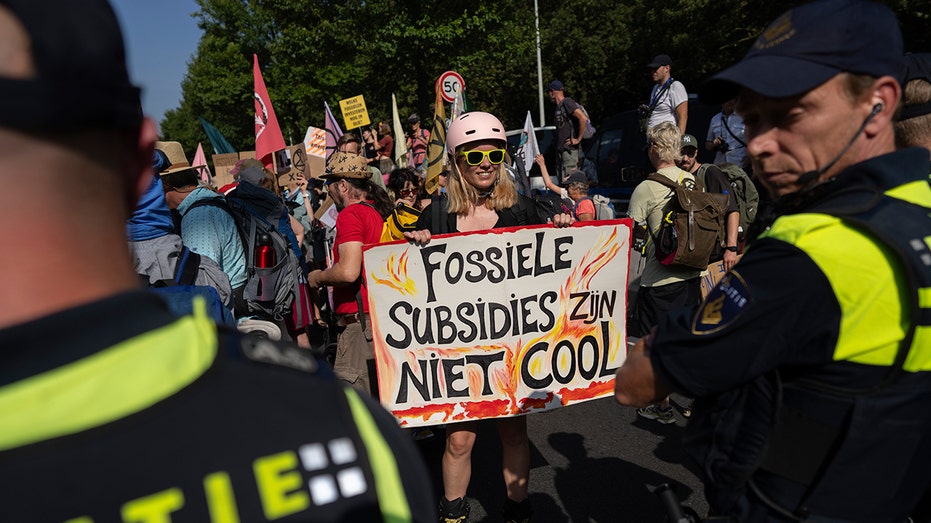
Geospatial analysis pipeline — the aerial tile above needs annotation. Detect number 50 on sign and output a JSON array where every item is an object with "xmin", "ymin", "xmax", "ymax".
[{"xmin": 435, "ymin": 71, "xmax": 465, "ymax": 104}]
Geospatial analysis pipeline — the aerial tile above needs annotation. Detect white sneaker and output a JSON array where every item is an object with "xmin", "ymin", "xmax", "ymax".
[
  {"xmin": 637, "ymin": 403, "xmax": 676, "ymax": 424},
  {"xmin": 237, "ymin": 318, "xmax": 282, "ymax": 340}
]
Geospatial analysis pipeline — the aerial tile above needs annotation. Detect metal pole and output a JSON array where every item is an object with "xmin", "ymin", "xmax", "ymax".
[{"xmin": 535, "ymin": 0, "xmax": 545, "ymax": 126}]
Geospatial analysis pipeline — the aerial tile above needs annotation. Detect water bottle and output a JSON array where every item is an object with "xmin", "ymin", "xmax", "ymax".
[{"xmin": 255, "ymin": 233, "xmax": 276, "ymax": 268}]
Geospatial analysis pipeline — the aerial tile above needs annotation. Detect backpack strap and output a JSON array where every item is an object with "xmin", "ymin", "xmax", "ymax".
[
  {"xmin": 174, "ymin": 246, "xmax": 202, "ymax": 286},
  {"xmin": 721, "ymin": 115, "xmax": 747, "ymax": 148},
  {"xmin": 648, "ymin": 78, "xmax": 673, "ymax": 111},
  {"xmin": 647, "ymin": 171, "xmax": 704, "ymax": 192},
  {"xmin": 430, "ymin": 194, "xmax": 449, "ymax": 234},
  {"xmin": 559, "ymin": 100, "xmax": 576, "ymax": 140}
]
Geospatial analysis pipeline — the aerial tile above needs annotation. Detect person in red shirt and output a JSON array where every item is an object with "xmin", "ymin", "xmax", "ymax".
[{"xmin": 307, "ymin": 152, "xmax": 393, "ymax": 396}]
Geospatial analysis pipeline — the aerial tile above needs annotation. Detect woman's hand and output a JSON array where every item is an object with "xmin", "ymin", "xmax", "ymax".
[{"xmin": 403, "ymin": 229, "xmax": 432, "ymax": 246}]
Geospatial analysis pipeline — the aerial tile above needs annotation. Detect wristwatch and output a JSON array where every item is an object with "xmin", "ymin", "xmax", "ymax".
[{"xmin": 725, "ymin": 246, "xmax": 738, "ymax": 252}]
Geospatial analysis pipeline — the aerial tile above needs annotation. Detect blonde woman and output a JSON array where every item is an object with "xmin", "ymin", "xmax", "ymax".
[{"xmin": 406, "ymin": 112, "xmax": 572, "ymax": 522}]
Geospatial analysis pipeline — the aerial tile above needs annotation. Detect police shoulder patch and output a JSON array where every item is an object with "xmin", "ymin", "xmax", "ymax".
[
  {"xmin": 239, "ymin": 334, "xmax": 320, "ymax": 374},
  {"xmin": 692, "ymin": 270, "xmax": 752, "ymax": 334}
]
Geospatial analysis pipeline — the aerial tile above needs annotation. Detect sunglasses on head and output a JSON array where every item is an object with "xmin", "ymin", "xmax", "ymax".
[{"xmin": 459, "ymin": 148, "xmax": 506, "ymax": 166}]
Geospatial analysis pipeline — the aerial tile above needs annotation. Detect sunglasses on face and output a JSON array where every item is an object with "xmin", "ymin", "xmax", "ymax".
[
  {"xmin": 459, "ymin": 148, "xmax": 506, "ymax": 166},
  {"xmin": 400, "ymin": 188, "xmax": 417, "ymax": 197}
]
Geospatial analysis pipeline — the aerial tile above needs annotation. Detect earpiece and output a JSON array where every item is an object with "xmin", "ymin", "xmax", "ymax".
[{"xmin": 872, "ymin": 103, "xmax": 884, "ymax": 114}]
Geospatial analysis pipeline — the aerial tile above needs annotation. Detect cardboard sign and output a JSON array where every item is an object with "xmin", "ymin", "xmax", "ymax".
[
  {"xmin": 211, "ymin": 153, "xmax": 240, "ymax": 188},
  {"xmin": 338, "ymin": 95, "xmax": 371, "ymax": 130},
  {"xmin": 362, "ymin": 220, "xmax": 632, "ymax": 427},
  {"xmin": 212, "ymin": 151, "xmax": 259, "ymax": 188},
  {"xmin": 700, "ymin": 256, "xmax": 742, "ymax": 297},
  {"xmin": 274, "ymin": 144, "xmax": 309, "ymax": 187}
]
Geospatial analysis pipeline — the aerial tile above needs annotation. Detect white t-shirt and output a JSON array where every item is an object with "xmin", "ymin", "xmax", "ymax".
[{"xmin": 647, "ymin": 80, "xmax": 688, "ymax": 130}]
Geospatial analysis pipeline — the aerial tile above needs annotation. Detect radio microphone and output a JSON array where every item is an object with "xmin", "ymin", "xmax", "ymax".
[{"xmin": 796, "ymin": 103, "xmax": 883, "ymax": 187}]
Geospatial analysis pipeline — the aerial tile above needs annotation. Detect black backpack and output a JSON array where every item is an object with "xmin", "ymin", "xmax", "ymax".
[{"xmin": 186, "ymin": 184, "xmax": 308, "ymax": 324}]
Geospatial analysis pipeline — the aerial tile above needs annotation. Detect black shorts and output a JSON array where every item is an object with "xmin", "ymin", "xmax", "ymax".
[{"xmin": 629, "ymin": 278, "xmax": 701, "ymax": 337}]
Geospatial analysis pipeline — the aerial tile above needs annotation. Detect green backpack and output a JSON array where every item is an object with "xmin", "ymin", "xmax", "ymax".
[{"xmin": 697, "ymin": 162, "xmax": 760, "ymax": 236}]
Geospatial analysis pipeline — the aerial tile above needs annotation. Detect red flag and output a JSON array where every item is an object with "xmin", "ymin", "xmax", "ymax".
[{"xmin": 253, "ymin": 54, "xmax": 285, "ymax": 169}]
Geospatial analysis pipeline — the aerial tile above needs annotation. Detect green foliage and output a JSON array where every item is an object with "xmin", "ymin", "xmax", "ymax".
[{"xmin": 159, "ymin": 0, "xmax": 929, "ymax": 153}]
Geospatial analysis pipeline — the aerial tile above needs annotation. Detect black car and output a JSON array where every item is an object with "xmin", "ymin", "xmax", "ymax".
[{"xmin": 507, "ymin": 97, "xmax": 720, "ymax": 212}]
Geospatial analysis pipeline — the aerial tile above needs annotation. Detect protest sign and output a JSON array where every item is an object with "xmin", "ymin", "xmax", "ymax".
[
  {"xmin": 274, "ymin": 144, "xmax": 309, "ymax": 187},
  {"xmin": 303, "ymin": 127, "xmax": 327, "ymax": 179},
  {"xmin": 338, "ymin": 95, "xmax": 371, "ymax": 130},
  {"xmin": 700, "ymin": 256, "xmax": 742, "ymax": 297},
  {"xmin": 363, "ymin": 220, "xmax": 631, "ymax": 427},
  {"xmin": 211, "ymin": 153, "xmax": 240, "ymax": 188}
]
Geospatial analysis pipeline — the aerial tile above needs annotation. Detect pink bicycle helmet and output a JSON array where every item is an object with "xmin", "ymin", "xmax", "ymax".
[{"xmin": 446, "ymin": 111, "xmax": 507, "ymax": 154}]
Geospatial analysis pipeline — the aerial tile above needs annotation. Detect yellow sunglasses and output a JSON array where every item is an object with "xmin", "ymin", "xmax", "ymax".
[{"xmin": 459, "ymin": 149, "xmax": 506, "ymax": 166}]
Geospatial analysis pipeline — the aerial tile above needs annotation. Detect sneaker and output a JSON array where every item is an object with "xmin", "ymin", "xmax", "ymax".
[
  {"xmin": 236, "ymin": 318, "xmax": 282, "ymax": 340},
  {"xmin": 680, "ymin": 403, "xmax": 692, "ymax": 418},
  {"xmin": 671, "ymin": 397, "xmax": 693, "ymax": 418},
  {"xmin": 438, "ymin": 497, "xmax": 470, "ymax": 523},
  {"xmin": 502, "ymin": 498, "xmax": 532, "ymax": 523},
  {"xmin": 637, "ymin": 403, "xmax": 676, "ymax": 424}
]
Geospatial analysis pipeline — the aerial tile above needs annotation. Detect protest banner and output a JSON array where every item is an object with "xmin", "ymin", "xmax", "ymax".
[
  {"xmin": 303, "ymin": 126, "xmax": 327, "ymax": 179},
  {"xmin": 338, "ymin": 95, "xmax": 371, "ymax": 130},
  {"xmin": 362, "ymin": 220, "xmax": 631, "ymax": 427}
]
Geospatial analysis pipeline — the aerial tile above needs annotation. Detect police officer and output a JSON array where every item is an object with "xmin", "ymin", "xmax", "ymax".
[
  {"xmin": 615, "ymin": 1, "xmax": 931, "ymax": 521},
  {"xmin": 0, "ymin": 1, "xmax": 433, "ymax": 521}
]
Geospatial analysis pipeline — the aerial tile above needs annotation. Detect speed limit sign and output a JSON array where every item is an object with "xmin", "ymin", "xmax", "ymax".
[{"xmin": 436, "ymin": 71, "xmax": 465, "ymax": 103}]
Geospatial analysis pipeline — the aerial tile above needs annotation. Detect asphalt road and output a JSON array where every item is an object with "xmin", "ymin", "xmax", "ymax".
[
  {"xmin": 412, "ymin": 391, "xmax": 708, "ymax": 523},
  {"xmin": 410, "ymin": 246, "xmax": 709, "ymax": 522}
]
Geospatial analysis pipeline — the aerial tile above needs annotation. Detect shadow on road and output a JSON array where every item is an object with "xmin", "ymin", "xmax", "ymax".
[{"xmin": 415, "ymin": 421, "xmax": 698, "ymax": 522}]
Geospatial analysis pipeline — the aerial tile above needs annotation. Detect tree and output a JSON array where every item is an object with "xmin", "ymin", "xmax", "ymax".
[{"xmin": 160, "ymin": 0, "xmax": 931, "ymax": 151}]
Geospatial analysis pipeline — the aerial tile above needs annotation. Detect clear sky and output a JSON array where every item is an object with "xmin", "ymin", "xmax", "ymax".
[{"xmin": 111, "ymin": 0, "xmax": 203, "ymax": 133}]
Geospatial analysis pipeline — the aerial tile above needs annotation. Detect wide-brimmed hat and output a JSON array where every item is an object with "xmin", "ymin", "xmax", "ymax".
[
  {"xmin": 322, "ymin": 152, "xmax": 370, "ymax": 180},
  {"xmin": 699, "ymin": 0, "xmax": 903, "ymax": 104},
  {"xmin": 154, "ymin": 141, "xmax": 205, "ymax": 175}
]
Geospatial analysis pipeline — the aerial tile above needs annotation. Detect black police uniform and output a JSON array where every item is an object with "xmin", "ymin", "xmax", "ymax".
[
  {"xmin": 649, "ymin": 148, "xmax": 931, "ymax": 521},
  {"xmin": 0, "ymin": 292, "xmax": 434, "ymax": 522}
]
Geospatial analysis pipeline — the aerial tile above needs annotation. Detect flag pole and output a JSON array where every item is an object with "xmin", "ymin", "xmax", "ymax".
[{"xmin": 535, "ymin": 0, "xmax": 545, "ymax": 126}]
